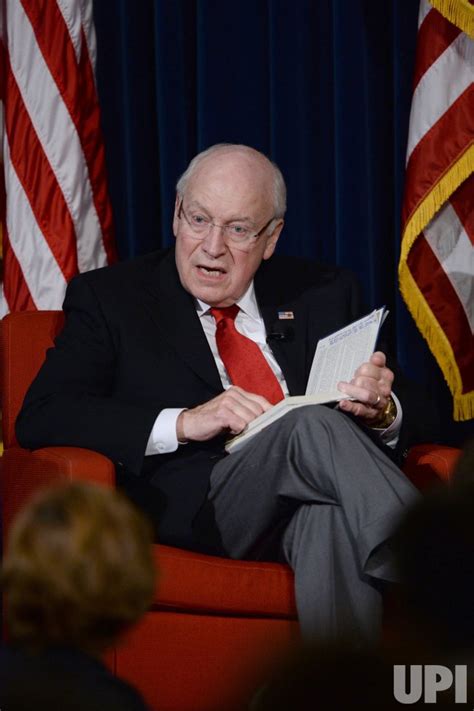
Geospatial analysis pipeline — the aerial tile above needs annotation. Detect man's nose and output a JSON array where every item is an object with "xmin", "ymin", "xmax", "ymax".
[{"xmin": 201, "ymin": 223, "xmax": 227, "ymax": 257}]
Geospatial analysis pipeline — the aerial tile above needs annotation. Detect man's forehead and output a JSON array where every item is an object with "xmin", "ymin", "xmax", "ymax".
[
  {"xmin": 185, "ymin": 198, "xmax": 256, "ymax": 223},
  {"xmin": 184, "ymin": 153, "xmax": 272, "ymax": 209},
  {"xmin": 191, "ymin": 150, "xmax": 271, "ymax": 185}
]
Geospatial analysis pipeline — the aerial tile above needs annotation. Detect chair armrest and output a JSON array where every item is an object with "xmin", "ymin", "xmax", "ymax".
[
  {"xmin": 402, "ymin": 443, "xmax": 461, "ymax": 490},
  {"xmin": 154, "ymin": 544, "xmax": 296, "ymax": 617},
  {"xmin": 1, "ymin": 446, "xmax": 115, "ymax": 541}
]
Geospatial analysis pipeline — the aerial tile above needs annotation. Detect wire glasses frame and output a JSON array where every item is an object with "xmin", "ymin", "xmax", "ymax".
[{"xmin": 177, "ymin": 201, "xmax": 277, "ymax": 248}]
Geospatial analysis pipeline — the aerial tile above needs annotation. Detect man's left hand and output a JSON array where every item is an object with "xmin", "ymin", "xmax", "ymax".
[{"xmin": 337, "ymin": 351, "xmax": 394, "ymax": 426}]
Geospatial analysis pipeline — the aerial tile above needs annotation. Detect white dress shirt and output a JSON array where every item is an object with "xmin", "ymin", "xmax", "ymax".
[{"xmin": 145, "ymin": 282, "xmax": 401, "ymax": 454}]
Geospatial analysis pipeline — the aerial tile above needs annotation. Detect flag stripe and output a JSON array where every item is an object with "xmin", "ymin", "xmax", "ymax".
[
  {"xmin": 76, "ymin": 29, "xmax": 116, "ymax": 263},
  {"xmin": 413, "ymin": 6, "xmax": 461, "ymax": 90},
  {"xmin": 423, "ymin": 201, "xmax": 474, "ymax": 331},
  {"xmin": 7, "ymin": 0, "xmax": 108, "ymax": 272},
  {"xmin": 407, "ymin": 235, "xmax": 474, "ymax": 391},
  {"xmin": 21, "ymin": 0, "xmax": 115, "ymax": 263},
  {"xmin": 406, "ymin": 29, "xmax": 473, "ymax": 161},
  {"xmin": 55, "ymin": 0, "xmax": 83, "ymax": 61},
  {"xmin": 418, "ymin": 0, "xmax": 434, "ymax": 29},
  {"xmin": 2, "ymin": 231, "xmax": 36, "ymax": 314},
  {"xmin": 3, "ymin": 138, "xmax": 68, "ymax": 309},
  {"xmin": 56, "ymin": 0, "xmax": 97, "ymax": 67},
  {"xmin": 4, "ymin": 51, "xmax": 78, "ymax": 280},
  {"xmin": 78, "ymin": 0, "xmax": 97, "ymax": 68},
  {"xmin": 450, "ymin": 171, "xmax": 474, "ymax": 243},
  {"xmin": 402, "ymin": 86, "xmax": 474, "ymax": 226}
]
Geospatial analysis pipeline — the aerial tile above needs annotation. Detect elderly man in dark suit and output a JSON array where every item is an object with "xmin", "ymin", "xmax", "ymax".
[{"xmin": 17, "ymin": 144, "xmax": 436, "ymax": 644}]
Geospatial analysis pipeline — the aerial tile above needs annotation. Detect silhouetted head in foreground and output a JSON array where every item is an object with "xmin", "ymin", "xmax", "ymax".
[
  {"xmin": 1, "ymin": 482, "xmax": 156, "ymax": 655},
  {"xmin": 394, "ymin": 479, "xmax": 474, "ymax": 656}
]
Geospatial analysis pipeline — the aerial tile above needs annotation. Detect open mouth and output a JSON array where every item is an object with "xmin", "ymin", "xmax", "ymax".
[{"xmin": 197, "ymin": 265, "xmax": 226, "ymax": 278}]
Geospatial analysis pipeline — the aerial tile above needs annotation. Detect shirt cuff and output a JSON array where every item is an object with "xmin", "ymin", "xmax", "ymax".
[
  {"xmin": 375, "ymin": 392, "xmax": 403, "ymax": 449},
  {"xmin": 145, "ymin": 408, "xmax": 186, "ymax": 455}
]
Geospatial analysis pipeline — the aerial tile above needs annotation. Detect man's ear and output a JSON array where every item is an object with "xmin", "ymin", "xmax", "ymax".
[
  {"xmin": 172, "ymin": 195, "xmax": 181, "ymax": 237},
  {"xmin": 263, "ymin": 219, "xmax": 284, "ymax": 260}
]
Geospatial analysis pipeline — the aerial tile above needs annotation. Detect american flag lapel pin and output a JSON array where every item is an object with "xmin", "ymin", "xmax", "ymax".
[{"xmin": 278, "ymin": 311, "xmax": 294, "ymax": 320}]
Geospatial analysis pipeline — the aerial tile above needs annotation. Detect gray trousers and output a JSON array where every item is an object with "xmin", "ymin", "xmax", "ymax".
[{"xmin": 208, "ymin": 405, "xmax": 419, "ymax": 645}]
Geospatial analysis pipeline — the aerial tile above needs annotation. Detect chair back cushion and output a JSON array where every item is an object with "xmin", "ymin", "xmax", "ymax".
[{"xmin": 1, "ymin": 311, "xmax": 64, "ymax": 448}]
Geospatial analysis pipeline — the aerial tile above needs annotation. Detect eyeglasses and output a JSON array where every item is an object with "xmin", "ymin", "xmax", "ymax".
[{"xmin": 177, "ymin": 202, "xmax": 276, "ymax": 248}]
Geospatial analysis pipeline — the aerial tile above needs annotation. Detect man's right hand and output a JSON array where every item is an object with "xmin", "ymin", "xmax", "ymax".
[{"xmin": 176, "ymin": 387, "xmax": 271, "ymax": 443}]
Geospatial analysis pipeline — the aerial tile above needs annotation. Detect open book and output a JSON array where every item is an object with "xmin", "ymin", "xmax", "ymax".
[{"xmin": 225, "ymin": 307, "xmax": 388, "ymax": 454}]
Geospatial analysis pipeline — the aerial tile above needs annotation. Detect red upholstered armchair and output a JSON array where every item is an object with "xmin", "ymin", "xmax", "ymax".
[{"xmin": 0, "ymin": 310, "xmax": 461, "ymax": 711}]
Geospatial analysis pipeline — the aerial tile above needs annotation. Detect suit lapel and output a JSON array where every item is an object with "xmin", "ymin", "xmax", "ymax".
[
  {"xmin": 255, "ymin": 270, "xmax": 309, "ymax": 396},
  {"xmin": 141, "ymin": 250, "xmax": 223, "ymax": 393},
  {"xmin": 139, "ymin": 250, "xmax": 312, "ymax": 397}
]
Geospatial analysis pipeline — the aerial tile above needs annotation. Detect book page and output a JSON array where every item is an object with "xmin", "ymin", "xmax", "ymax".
[
  {"xmin": 225, "ymin": 396, "xmax": 325, "ymax": 454},
  {"xmin": 226, "ymin": 307, "xmax": 387, "ymax": 454},
  {"xmin": 305, "ymin": 308, "xmax": 386, "ymax": 396}
]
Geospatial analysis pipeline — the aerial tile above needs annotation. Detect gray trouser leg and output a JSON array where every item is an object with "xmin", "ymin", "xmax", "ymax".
[
  {"xmin": 281, "ymin": 503, "xmax": 382, "ymax": 644},
  {"xmin": 208, "ymin": 405, "xmax": 419, "ymax": 643}
]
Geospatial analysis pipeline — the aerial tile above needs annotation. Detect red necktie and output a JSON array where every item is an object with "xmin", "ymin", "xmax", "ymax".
[{"xmin": 210, "ymin": 305, "xmax": 284, "ymax": 405}]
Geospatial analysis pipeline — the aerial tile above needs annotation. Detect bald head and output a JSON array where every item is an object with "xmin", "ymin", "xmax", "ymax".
[{"xmin": 176, "ymin": 144, "xmax": 287, "ymax": 219}]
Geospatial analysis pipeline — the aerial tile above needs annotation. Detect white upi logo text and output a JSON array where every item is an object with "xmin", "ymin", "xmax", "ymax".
[{"xmin": 393, "ymin": 665, "xmax": 467, "ymax": 704}]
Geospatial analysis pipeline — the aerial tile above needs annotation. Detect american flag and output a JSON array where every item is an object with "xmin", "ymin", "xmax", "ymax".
[
  {"xmin": 399, "ymin": 0, "xmax": 474, "ymax": 421},
  {"xmin": 0, "ymin": 0, "xmax": 116, "ymax": 315}
]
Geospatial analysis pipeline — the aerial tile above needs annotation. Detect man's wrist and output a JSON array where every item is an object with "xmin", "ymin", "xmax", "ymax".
[
  {"xmin": 145, "ymin": 408, "xmax": 186, "ymax": 455},
  {"xmin": 176, "ymin": 410, "xmax": 189, "ymax": 444},
  {"xmin": 368, "ymin": 395, "xmax": 397, "ymax": 429}
]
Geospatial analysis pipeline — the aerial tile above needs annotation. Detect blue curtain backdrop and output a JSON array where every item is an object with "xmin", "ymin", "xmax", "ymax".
[{"xmin": 93, "ymin": 0, "xmax": 471, "ymax": 444}]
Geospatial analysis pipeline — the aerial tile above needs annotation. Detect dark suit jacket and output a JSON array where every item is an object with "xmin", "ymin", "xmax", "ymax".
[
  {"xmin": 16, "ymin": 248, "xmax": 439, "ymax": 552},
  {"xmin": 0, "ymin": 645, "xmax": 149, "ymax": 711}
]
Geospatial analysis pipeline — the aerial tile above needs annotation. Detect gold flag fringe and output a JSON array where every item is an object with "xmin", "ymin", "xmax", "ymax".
[
  {"xmin": 454, "ymin": 392, "xmax": 474, "ymax": 421},
  {"xmin": 399, "ymin": 143, "xmax": 474, "ymax": 420},
  {"xmin": 429, "ymin": 0, "xmax": 474, "ymax": 37},
  {"xmin": 399, "ymin": 259, "xmax": 474, "ymax": 422},
  {"xmin": 401, "ymin": 143, "xmax": 474, "ymax": 263}
]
